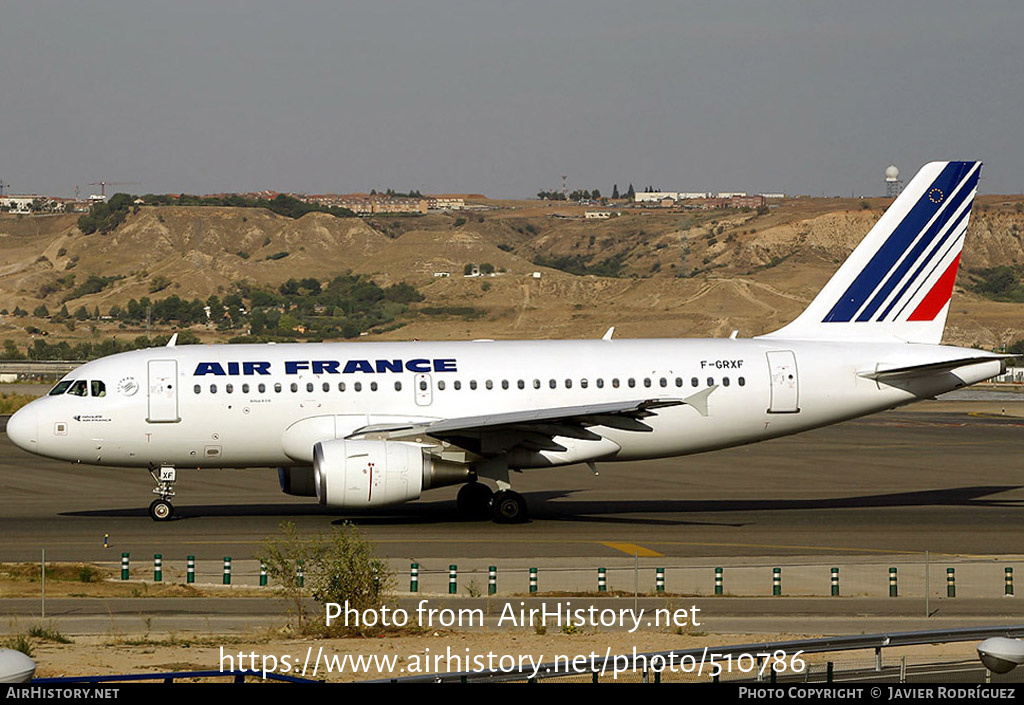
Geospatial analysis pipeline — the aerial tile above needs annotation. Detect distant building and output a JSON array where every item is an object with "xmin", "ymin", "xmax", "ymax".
[
  {"xmin": 695, "ymin": 198, "xmax": 730, "ymax": 210},
  {"xmin": 0, "ymin": 195, "xmax": 66, "ymax": 213},
  {"xmin": 731, "ymin": 195, "xmax": 765, "ymax": 209},
  {"xmin": 427, "ymin": 197, "xmax": 465, "ymax": 211},
  {"xmin": 634, "ymin": 191, "xmax": 678, "ymax": 203},
  {"xmin": 304, "ymin": 194, "xmax": 427, "ymax": 215},
  {"xmin": 584, "ymin": 211, "xmax": 613, "ymax": 219}
]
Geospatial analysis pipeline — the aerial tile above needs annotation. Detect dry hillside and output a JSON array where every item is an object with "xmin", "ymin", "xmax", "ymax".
[{"xmin": 2, "ymin": 195, "xmax": 1024, "ymax": 352}]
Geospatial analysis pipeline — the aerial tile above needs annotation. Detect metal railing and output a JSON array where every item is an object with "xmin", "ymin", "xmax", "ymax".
[
  {"xmin": 0, "ymin": 360, "xmax": 83, "ymax": 376},
  {"xmin": 369, "ymin": 624, "xmax": 1024, "ymax": 683}
]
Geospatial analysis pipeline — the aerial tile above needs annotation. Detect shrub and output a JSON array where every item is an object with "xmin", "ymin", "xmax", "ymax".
[{"xmin": 261, "ymin": 521, "xmax": 393, "ymax": 635}]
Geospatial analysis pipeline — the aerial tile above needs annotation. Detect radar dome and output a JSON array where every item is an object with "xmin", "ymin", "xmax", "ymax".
[{"xmin": 885, "ymin": 165, "xmax": 900, "ymax": 181}]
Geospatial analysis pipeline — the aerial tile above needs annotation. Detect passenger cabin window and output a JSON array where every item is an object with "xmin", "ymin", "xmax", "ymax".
[
  {"xmin": 470, "ymin": 380, "xmax": 478, "ymax": 390},
  {"xmin": 258, "ymin": 383, "xmax": 266, "ymax": 393},
  {"xmin": 354, "ymin": 382, "xmax": 363, "ymax": 392},
  {"xmin": 306, "ymin": 383, "xmax": 314, "ymax": 393},
  {"xmin": 502, "ymin": 380, "xmax": 509, "ymax": 390},
  {"xmin": 210, "ymin": 384, "xmax": 217, "ymax": 394},
  {"xmin": 739, "ymin": 377, "xmax": 746, "ymax": 386},
  {"xmin": 454, "ymin": 381, "xmax": 462, "ymax": 390},
  {"xmin": 274, "ymin": 383, "xmax": 282, "ymax": 393},
  {"xmin": 194, "ymin": 384, "xmax": 201, "ymax": 394},
  {"xmin": 323, "ymin": 383, "xmax": 330, "ymax": 392},
  {"xmin": 581, "ymin": 379, "xmax": 588, "ymax": 388},
  {"xmin": 370, "ymin": 382, "xmax": 378, "ymax": 391},
  {"xmin": 242, "ymin": 383, "xmax": 250, "ymax": 393},
  {"xmin": 723, "ymin": 377, "xmax": 730, "ymax": 387},
  {"xmin": 438, "ymin": 380, "xmax": 446, "ymax": 390},
  {"xmin": 226, "ymin": 383, "xmax": 233, "ymax": 394},
  {"xmin": 691, "ymin": 377, "xmax": 699, "ymax": 387},
  {"xmin": 596, "ymin": 379, "xmax": 604, "ymax": 388},
  {"xmin": 290, "ymin": 383, "xmax": 298, "ymax": 393},
  {"xmin": 486, "ymin": 380, "xmax": 493, "ymax": 390}
]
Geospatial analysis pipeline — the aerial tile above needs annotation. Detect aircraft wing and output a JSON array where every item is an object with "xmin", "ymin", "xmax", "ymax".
[
  {"xmin": 349, "ymin": 398, "xmax": 682, "ymax": 437},
  {"xmin": 345, "ymin": 396, "xmax": 705, "ymax": 458}
]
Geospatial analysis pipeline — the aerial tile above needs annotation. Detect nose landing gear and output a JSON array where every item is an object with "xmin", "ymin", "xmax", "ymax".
[{"xmin": 148, "ymin": 465, "xmax": 177, "ymax": 521}]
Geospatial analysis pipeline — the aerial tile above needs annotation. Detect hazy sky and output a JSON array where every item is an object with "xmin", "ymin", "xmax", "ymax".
[{"xmin": 2, "ymin": 1, "xmax": 1023, "ymax": 198}]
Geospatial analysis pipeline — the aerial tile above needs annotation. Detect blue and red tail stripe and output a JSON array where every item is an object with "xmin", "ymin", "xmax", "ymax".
[{"xmin": 822, "ymin": 161, "xmax": 979, "ymax": 323}]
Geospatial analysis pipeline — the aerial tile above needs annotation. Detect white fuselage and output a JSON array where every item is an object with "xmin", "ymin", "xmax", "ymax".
[{"xmin": 8, "ymin": 337, "xmax": 1001, "ymax": 471}]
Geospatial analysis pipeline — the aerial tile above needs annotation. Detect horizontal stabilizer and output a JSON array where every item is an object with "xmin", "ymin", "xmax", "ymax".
[{"xmin": 859, "ymin": 355, "xmax": 1008, "ymax": 382}]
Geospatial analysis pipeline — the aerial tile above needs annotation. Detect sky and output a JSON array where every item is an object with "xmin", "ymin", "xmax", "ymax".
[{"xmin": 2, "ymin": 1, "xmax": 1023, "ymax": 199}]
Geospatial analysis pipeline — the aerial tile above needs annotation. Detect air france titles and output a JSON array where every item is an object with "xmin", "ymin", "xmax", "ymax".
[{"xmin": 193, "ymin": 359, "xmax": 458, "ymax": 376}]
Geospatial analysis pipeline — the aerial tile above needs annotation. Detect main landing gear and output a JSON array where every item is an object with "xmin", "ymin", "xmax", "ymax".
[
  {"xmin": 148, "ymin": 465, "xmax": 177, "ymax": 521},
  {"xmin": 456, "ymin": 480, "xmax": 529, "ymax": 524},
  {"xmin": 490, "ymin": 490, "xmax": 528, "ymax": 524},
  {"xmin": 456, "ymin": 482, "xmax": 493, "ymax": 519}
]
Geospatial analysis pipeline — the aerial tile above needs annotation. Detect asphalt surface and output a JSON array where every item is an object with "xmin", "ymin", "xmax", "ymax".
[{"xmin": 2, "ymin": 402, "xmax": 1023, "ymax": 563}]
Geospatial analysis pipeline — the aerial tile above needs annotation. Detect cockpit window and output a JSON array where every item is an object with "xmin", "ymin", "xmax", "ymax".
[
  {"xmin": 91, "ymin": 381, "xmax": 106, "ymax": 397},
  {"xmin": 49, "ymin": 381, "xmax": 73, "ymax": 396},
  {"xmin": 67, "ymin": 380, "xmax": 89, "ymax": 396}
]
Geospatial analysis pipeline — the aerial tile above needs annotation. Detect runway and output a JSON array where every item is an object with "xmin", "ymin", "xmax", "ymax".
[{"xmin": 1, "ymin": 401, "xmax": 1023, "ymax": 563}]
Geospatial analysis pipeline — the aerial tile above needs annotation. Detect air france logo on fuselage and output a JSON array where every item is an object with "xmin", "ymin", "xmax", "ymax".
[{"xmin": 193, "ymin": 359, "xmax": 458, "ymax": 376}]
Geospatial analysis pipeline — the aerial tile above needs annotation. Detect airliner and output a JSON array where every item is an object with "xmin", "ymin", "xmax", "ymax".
[{"xmin": 5, "ymin": 161, "xmax": 1006, "ymax": 523}]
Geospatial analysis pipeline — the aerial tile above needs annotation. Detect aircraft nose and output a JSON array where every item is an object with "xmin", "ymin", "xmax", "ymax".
[{"xmin": 6, "ymin": 404, "xmax": 38, "ymax": 451}]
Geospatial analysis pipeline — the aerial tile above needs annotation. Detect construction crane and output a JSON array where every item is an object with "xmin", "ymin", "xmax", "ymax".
[{"xmin": 88, "ymin": 181, "xmax": 141, "ymax": 198}]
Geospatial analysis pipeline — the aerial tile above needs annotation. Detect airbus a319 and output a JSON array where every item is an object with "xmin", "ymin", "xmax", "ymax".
[{"xmin": 6, "ymin": 161, "xmax": 1005, "ymax": 523}]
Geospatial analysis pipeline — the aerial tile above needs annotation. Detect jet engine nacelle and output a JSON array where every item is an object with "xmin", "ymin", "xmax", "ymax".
[{"xmin": 313, "ymin": 439, "xmax": 469, "ymax": 508}]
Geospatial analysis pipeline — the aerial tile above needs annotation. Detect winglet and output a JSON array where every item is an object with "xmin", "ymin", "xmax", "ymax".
[
  {"xmin": 602, "ymin": 327, "xmax": 615, "ymax": 341},
  {"xmin": 166, "ymin": 333, "xmax": 178, "ymax": 347}
]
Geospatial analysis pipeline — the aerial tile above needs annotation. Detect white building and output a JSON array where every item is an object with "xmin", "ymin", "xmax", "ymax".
[{"xmin": 633, "ymin": 191, "xmax": 678, "ymax": 203}]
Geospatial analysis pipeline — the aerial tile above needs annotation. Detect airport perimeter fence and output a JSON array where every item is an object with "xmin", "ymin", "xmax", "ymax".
[
  {"xmin": 93, "ymin": 554, "xmax": 1024, "ymax": 599},
  {"xmin": 370, "ymin": 625, "xmax": 1024, "ymax": 683}
]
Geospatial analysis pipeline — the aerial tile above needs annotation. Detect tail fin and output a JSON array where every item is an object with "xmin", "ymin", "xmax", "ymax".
[{"xmin": 762, "ymin": 160, "xmax": 981, "ymax": 344}]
